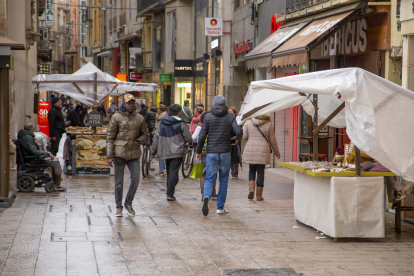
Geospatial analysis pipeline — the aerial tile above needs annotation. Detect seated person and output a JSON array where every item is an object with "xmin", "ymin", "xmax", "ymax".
[
  {"xmin": 17, "ymin": 123, "xmax": 66, "ymax": 191},
  {"xmin": 66, "ymin": 105, "xmax": 85, "ymax": 127}
]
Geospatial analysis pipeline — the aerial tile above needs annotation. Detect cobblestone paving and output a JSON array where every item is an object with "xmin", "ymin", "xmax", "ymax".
[{"xmin": 1, "ymin": 165, "xmax": 414, "ymax": 276}]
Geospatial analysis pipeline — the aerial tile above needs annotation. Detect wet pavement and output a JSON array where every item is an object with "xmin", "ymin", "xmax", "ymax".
[{"xmin": 1, "ymin": 165, "xmax": 414, "ymax": 276}]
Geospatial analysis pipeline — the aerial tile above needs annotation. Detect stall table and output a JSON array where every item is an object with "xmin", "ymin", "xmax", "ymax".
[
  {"xmin": 278, "ymin": 162, "xmax": 395, "ymax": 240},
  {"xmin": 66, "ymin": 130, "xmax": 110, "ymax": 176}
]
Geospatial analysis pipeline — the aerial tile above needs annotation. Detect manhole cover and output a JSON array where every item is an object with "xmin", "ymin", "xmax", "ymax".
[{"xmin": 225, "ymin": 268, "xmax": 302, "ymax": 276}]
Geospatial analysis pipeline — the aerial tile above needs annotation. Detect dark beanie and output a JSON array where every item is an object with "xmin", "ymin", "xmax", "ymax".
[
  {"xmin": 51, "ymin": 95, "xmax": 60, "ymax": 105},
  {"xmin": 75, "ymin": 105, "xmax": 83, "ymax": 112}
]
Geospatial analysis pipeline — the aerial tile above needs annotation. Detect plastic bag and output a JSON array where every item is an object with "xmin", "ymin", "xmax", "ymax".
[{"xmin": 189, "ymin": 163, "xmax": 203, "ymax": 179}]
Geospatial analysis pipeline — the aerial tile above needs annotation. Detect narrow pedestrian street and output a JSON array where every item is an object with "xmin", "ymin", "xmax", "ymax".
[{"xmin": 1, "ymin": 165, "xmax": 414, "ymax": 276}]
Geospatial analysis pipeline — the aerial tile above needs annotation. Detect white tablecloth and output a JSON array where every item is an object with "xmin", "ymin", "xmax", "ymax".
[{"xmin": 294, "ymin": 172, "xmax": 385, "ymax": 238}]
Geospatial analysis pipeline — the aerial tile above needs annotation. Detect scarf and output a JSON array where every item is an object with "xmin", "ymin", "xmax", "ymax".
[{"xmin": 190, "ymin": 112, "xmax": 204, "ymax": 133}]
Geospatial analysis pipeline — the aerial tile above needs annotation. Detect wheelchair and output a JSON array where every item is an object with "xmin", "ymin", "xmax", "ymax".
[{"xmin": 13, "ymin": 140, "xmax": 55, "ymax": 193}]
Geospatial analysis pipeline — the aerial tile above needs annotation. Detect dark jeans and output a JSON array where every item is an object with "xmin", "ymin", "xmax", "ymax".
[
  {"xmin": 231, "ymin": 162, "xmax": 239, "ymax": 177},
  {"xmin": 115, "ymin": 157, "xmax": 140, "ymax": 209},
  {"xmin": 249, "ymin": 164, "xmax": 265, "ymax": 187},
  {"xmin": 51, "ymin": 132, "xmax": 63, "ymax": 156},
  {"xmin": 165, "ymin": 157, "xmax": 183, "ymax": 196}
]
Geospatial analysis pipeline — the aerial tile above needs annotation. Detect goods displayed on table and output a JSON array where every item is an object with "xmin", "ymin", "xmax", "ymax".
[
  {"xmin": 96, "ymin": 127, "xmax": 107, "ymax": 134},
  {"xmin": 66, "ymin": 126, "xmax": 94, "ymax": 134},
  {"xmin": 75, "ymin": 135, "xmax": 110, "ymax": 174},
  {"xmin": 287, "ymin": 142, "xmax": 391, "ymax": 174}
]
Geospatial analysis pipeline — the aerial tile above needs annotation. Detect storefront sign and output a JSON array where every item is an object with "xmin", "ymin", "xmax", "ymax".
[
  {"xmin": 45, "ymin": 0, "xmax": 55, "ymax": 26},
  {"xmin": 76, "ymin": 136, "xmax": 110, "ymax": 175},
  {"xmin": 233, "ymin": 40, "xmax": 251, "ymax": 57},
  {"xmin": 321, "ymin": 18, "xmax": 367, "ymax": 57},
  {"xmin": 129, "ymin": 48, "xmax": 141, "ymax": 69},
  {"xmin": 130, "ymin": 72, "xmax": 142, "ymax": 80},
  {"xmin": 38, "ymin": 102, "xmax": 51, "ymax": 137},
  {"xmin": 205, "ymin": 18, "xmax": 223, "ymax": 36},
  {"xmin": 116, "ymin": 74, "xmax": 127, "ymax": 81},
  {"xmin": 211, "ymin": 39, "xmax": 219, "ymax": 49},
  {"xmin": 174, "ymin": 60, "xmax": 193, "ymax": 77},
  {"xmin": 159, "ymin": 73, "xmax": 173, "ymax": 82},
  {"xmin": 87, "ymin": 111, "xmax": 103, "ymax": 127},
  {"xmin": 193, "ymin": 59, "xmax": 208, "ymax": 77}
]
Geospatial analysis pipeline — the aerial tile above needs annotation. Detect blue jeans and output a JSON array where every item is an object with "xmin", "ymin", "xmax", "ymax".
[
  {"xmin": 159, "ymin": 159, "xmax": 166, "ymax": 171},
  {"xmin": 203, "ymin": 153, "xmax": 232, "ymax": 210}
]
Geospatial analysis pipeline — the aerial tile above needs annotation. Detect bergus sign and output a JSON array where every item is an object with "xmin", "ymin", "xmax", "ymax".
[{"xmin": 205, "ymin": 18, "xmax": 223, "ymax": 36}]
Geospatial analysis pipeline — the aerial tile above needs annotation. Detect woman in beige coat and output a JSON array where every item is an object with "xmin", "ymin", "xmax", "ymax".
[{"xmin": 242, "ymin": 114, "xmax": 280, "ymax": 201}]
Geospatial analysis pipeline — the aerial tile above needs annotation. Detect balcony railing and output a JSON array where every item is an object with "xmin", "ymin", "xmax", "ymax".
[
  {"xmin": 286, "ymin": 0, "xmax": 330, "ymax": 13},
  {"xmin": 138, "ymin": 0, "xmax": 162, "ymax": 12}
]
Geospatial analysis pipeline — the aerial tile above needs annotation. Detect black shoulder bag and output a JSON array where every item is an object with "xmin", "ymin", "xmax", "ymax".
[{"xmin": 256, "ymin": 125, "xmax": 273, "ymax": 154}]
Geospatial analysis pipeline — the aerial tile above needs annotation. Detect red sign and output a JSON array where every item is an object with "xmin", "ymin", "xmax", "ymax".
[
  {"xmin": 130, "ymin": 72, "xmax": 142, "ymax": 80},
  {"xmin": 233, "ymin": 40, "xmax": 251, "ymax": 57},
  {"xmin": 38, "ymin": 102, "xmax": 51, "ymax": 137},
  {"xmin": 270, "ymin": 14, "xmax": 285, "ymax": 34}
]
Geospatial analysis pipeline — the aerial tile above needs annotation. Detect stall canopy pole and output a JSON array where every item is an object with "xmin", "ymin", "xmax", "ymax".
[
  {"xmin": 313, "ymin": 102, "xmax": 345, "ymax": 134},
  {"xmin": 313, "ymin": 94, "xmax": 318, "ymax": 161}
]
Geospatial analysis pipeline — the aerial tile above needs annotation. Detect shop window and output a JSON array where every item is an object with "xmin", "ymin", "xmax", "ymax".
[
  {"xmin": 215, "ymin": 57, "xmax": 221, "ymax": 96},
  {"xmin": 196, "ymin": 9, "xmax": 206, "ymax": 58},
  {"xmin": 213, "ymin": 0, "xmax": 222, "ymax": 17},
  {"xmin": 154, "ymin": 26, "xmax": 163, "ymax": 70},
  {"xmin": 234, "ymin": 0, "xmax": 250, "ymax": 10},
  {"xmin": 195, "ymin": 77, "xmax": 206, "ymax": 107},
  {"xmin": 167, "ymin": 10, "xmax": 176, "ymax": 64}
]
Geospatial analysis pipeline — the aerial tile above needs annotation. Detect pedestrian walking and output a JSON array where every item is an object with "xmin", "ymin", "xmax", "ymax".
[
  {"xmin": 48, "ymin": 95, "xmax": 66, "ymax": 156},
  {"xmin": 106, "ymin": 94, "xmax": 148, "ymax": 217},
  {"xmin": 97, "ymin": 103, "xmax": 107, "ymax": 118},
  {"xmin": 192, "ymin": 112, "xmax": 217, "ymax": 198},
  {"xmin": 190, "ymin": 106, "xmax": 204, "ymax": 133},
  {"xmin": 146, "ymin": 105, "xmax": 158, "ymax": 132},
  {"xmin": 108, "ymin": 102, "xmax": 118, "ymax": 118},
  {"xmin": 196, "ymin": 95, "xmax": 243, "ymax": 216},
  {"xmin": 139, "ymin": 104, "xmax": 149, "ymax": 123},
  {"xmin": 154, "ymin": 104, "xmax": 168, "ymax": 176},
  {"xmin": 242, "ymin": 115, "xmax": 280, "ymax": 201},
  {"xmin": 179, "ymin": 100, "xmax": 193, "ymax": 123},
  {"xmin": 152, "ymin": 104, "xmax": 192, "ymax": 201},
  {"xmin": 228, "ymin": 107, "xmax": 242, "ymax": 179}
]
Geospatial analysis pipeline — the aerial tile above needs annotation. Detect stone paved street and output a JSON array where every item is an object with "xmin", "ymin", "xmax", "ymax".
[{"xmin": 1, "ymin": 165, "xmax": 414, "ymax": 276}]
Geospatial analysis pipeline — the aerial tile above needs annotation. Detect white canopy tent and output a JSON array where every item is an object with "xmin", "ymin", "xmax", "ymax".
[
  {"xmin": 32, "ymin": 62, "xmax": 157, "ymax": 106},
  {"xmin": 238, "ymin": 68, "xmax": 414, "ymax": 182}
]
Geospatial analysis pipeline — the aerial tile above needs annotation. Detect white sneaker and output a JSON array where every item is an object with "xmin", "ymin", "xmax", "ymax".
[{"xmin": 216, "ymin": 209, "xmax": 228, "ymax": 214}]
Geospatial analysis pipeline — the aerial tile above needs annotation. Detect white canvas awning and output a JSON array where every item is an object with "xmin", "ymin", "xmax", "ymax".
[
  {"xmin": 32, "ymin": 62, "xmax": 157, "ymax": 106},
  {"xmin": 238, "ymin": 68, "xmax": 414, "ymax": 182}
]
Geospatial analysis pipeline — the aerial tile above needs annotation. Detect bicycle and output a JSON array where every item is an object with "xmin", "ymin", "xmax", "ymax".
[
  {"xmin": 142, "ymin": 133, "xmax": 154, "ymax": 177},
  {"xmin": 182, "ymin": 141, "xmax": 197, "ymax": 178}
]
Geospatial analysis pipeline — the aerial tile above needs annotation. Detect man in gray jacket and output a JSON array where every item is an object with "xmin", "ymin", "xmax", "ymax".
[{"xmin": 152, "ymin": 104, "xmax": 192, "ymax": 201}]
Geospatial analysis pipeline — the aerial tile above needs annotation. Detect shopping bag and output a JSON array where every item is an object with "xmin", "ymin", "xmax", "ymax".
[{"xmin": 189, "ymin": 163, "xmax": 203, "ymax": 179}]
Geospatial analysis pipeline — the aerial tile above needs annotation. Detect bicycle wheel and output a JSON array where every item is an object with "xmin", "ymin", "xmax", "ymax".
[
  {"xmin": 181, "ymin": 149, "xmax": 194, "ymax": 178},
  {"xmin": 142, "ymin": 147, "xmax": 148, "ymax": 177}
]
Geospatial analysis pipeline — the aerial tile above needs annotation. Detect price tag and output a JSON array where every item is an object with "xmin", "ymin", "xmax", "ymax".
[{"xmin": 87, "ymin": 111, "xmax": 103, "ymax": 127}]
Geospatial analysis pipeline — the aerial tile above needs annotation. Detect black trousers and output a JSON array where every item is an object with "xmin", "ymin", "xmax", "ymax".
[
  {"xmin": 51, "ymin": 132, "xmax": 63, "ymax": 156},
  {"xmin": 249, "ymin": 164, "xmax": 265, "ymax": 187},
  {"xmin": 165, "ymin": 157, "xmax": 183, "ymax": 196}
]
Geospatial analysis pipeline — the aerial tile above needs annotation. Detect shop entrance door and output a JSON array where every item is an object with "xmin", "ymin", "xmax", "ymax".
[{"xmin": 164, "ymin": 85, "xmax": 171, "ymax": 107}]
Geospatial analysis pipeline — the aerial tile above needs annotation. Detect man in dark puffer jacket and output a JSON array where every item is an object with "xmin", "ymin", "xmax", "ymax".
[{"xmin": 196, "ymin": 95, "xmax": 242, "ymax": 216}]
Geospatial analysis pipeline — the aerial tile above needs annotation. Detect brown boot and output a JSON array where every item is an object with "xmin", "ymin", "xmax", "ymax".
[
  {"xmin": 248, "ymin": 181, "xmax": 255, "ymax": 199},
  {"xmin": 256, "ymin": 187, "xmax": 264, "ymax": 201}
]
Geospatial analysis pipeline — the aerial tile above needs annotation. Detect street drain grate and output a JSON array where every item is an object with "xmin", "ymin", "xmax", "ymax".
[{"xmin": 224, "ymin": 268, "xmax": 302, "ymax": 276}]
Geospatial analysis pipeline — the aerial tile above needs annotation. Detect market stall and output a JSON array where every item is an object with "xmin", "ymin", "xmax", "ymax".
[
  {"xmin": 32, "ymin": 62, "xmax": 157, "ymax": 175},
  {"xmin": 237, "ymin": 68, "xmax": 414, "ymax": 239}
]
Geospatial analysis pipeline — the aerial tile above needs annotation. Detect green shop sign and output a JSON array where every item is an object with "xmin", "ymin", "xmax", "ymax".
[{"xmin": 159, "ymin": 73, "xmax": 173, "ymax": 82}]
